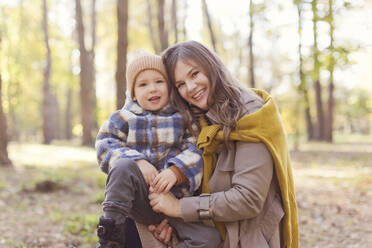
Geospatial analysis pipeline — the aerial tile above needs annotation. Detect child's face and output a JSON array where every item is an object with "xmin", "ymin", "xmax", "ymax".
[{"xmin": 133, "ymin": 70, "xmax": 169, "ymax": 111}]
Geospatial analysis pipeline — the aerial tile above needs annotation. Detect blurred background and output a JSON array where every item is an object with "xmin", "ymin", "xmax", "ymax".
[{"xmin": 0, "ymin": 0, "xmax": 371, "ymax": 247}]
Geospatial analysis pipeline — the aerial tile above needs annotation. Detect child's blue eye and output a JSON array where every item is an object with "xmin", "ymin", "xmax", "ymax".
[{"xmin": 156, "ymin": 80, "xmax": 164, "ymax": 84}]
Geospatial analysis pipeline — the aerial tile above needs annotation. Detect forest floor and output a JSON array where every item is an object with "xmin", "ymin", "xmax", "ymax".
[{"xmin": 0, "ymin": 141, "xmax": 371, "ymax": 248}]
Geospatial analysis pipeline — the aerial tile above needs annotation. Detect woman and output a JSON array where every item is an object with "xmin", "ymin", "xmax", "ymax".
[{"xmin": 148, "ymin": 41, "xmax": 299, "ymax": 248}]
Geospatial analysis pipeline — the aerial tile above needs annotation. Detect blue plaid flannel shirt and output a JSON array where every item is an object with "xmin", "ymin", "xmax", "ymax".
[{"xmin": 95, "ymin": 100, "xmax": 203, "ymax": 197}]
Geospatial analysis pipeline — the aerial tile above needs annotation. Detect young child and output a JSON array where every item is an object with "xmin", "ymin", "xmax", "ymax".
[{"xmin": 95, "ymin": 51, "xmax": 221, "ymax": 248}]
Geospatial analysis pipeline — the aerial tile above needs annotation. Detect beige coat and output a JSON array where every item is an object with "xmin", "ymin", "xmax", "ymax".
[{"xmin": 180, "ymin": 88, "xmax": 285, "ymax": 248}]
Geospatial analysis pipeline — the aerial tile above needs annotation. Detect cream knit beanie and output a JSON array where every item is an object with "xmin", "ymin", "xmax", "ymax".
[{"xmin": 126, "ymin": 50, "xmax": 168, "ymax": 99}]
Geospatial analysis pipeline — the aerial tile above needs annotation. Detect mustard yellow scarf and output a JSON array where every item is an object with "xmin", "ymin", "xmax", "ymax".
[{"xmin": 197, "ymin": 89, "xmax": 299, "ymax": 248}]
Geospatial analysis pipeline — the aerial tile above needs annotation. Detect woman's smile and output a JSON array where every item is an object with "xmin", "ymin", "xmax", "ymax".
[{"xmin": 192, "ymin": 89, "xmax": 206, "ymax": 100}]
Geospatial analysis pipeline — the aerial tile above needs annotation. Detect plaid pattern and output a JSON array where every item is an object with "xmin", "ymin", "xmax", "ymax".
[{"xmin": 96, "ymin": 100, "xmax": 203, "ymax": 196}]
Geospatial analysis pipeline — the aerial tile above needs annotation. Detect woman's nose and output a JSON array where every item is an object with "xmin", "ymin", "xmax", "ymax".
[{"xmin": 186, "ymin": 80, "xmax": 197, "ymax": 92}]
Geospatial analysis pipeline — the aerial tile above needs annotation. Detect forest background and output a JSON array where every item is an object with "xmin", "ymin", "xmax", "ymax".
[{"xmin": 0, "ymin": 0, "xmax": 371, "ymax": 247}]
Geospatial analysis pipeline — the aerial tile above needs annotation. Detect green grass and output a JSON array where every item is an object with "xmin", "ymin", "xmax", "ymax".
[
  {"xmin": 49, "ymin": 211, "xmax": 99, "ymax": 243},
  {"xmin": 63, "ymin": 214, "xmax": 99, "ymax": 243},
  {"xmin": 0, "ymin": 143, "xmax": 106, "ymax": 247}
]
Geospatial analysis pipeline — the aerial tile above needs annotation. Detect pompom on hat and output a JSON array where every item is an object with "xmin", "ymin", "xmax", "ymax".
[{"xmin": 126, "ymin": 50, "xmax": 168, "ymax": 99}]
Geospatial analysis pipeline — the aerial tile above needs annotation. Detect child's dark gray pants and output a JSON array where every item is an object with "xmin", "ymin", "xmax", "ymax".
[{"xmin": 102, "ymin": 158, "xmax": 221, "ymax": 248}]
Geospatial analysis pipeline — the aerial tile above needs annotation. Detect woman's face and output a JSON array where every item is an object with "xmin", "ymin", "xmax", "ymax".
[{"xmin": 174, "ymin": 60, "xmax": 211, "ymax": 110}]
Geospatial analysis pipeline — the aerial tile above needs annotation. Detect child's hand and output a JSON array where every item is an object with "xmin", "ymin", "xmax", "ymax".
[
  {"xmin": 136, "ymin": 159, "xmax": 159, "ymax": 185},
  {"xmin": 151, "ymin": 169, "xmax": 177, "ymax": 193}
]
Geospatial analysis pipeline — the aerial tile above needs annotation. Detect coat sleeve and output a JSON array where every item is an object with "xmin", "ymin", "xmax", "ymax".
[
  {"xmin": 95, "ymin": 111, "xmax": 147, "ymax": 174},
  {"xmin": 165, "ymin": 129, "xmax": 203, "ymax": 193},
  {"xmin": 180, "ymin": 142, "xmax": 273, "ymax": 222}
]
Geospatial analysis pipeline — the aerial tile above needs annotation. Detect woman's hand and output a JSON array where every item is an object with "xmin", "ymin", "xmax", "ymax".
[
  {"xmin": 136, "ymin": 159, "xmax": 159, "ymax": 185},
  {"xmin": 149, "ymin": 188, "xmax": 181, "ymax": 217},
  {"xmin": 148, "ymin": 219, "xmax": 173, "ymax": 245},
  {"xmin": 151, "ymin": 168, "xmax": 177, "ymax": 193}
]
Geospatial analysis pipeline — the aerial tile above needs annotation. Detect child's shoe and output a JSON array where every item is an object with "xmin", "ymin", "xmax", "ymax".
[{"xmin": 96, "ymin": 216, "xmax": 126, "ymax": 248}]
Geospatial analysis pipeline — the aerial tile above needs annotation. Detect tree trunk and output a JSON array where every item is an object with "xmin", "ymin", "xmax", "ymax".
[
  {"xmin": 314, "ymin": 79, "xmax": 324, "ymax": 140},
  {"xmin": 115, "ymin": 0, "xmax": 128, "ymax": 109},
  {"xmin": 42, "ymin": 0, "xmax": 56, "ymax": 144},
  {"xmin": 181, "ymin": 1, "xmax": 188, "ymax": 40},
  {"xmin": 326, "ymin": 78, "xmax": 334, "ymax": 141},
  {"xmin": 248, "ymin": 0, "xmax": 255, "ymax": 88},
  {"xmin": 0, "ymin": 36, "xmax": 12, "ymax": 166},
  {"xmin": 6, "ymin": 83, "xmax": 18, "ymax": 141},
  {"xmin": 157, "ymin": 0, "xmax": 168, "ymax": 51},
  {"xmin": 171, "ymin": 0, "xmax": 178, "ymax": 44},
  {"xmin": 325, "ymin": 0, "xmax": 335, "ymax": 142},
  {"xmin": 202, "ymin": 0, "xmax": 217, "ymax": 52},
  {"xmin": 296, "ymin": 0, "xmax": 315, "ymax": 140},
  {"xmin": 90, "ymin": 0, "xmax": 97, "ymax": 131},
  {"xmin": 0, "ymin": 9, "xmax": 11, "ymax": 157},
  {"xmin": 235, "ymin": 33, "xmax": 243, "ymax": 80},
  {"xmin": 65, "ymin": 87, "xmax": 73, "ymax": 140},
  {"xmin": 76, "ymin": 0, "xmax": 97, "ymax": 146},
  {"xmin": 146, "ymin": 0, "xmax": 160, "ymax": 53},
  {"xmin": 312, "ymin": 0, "xmax": 325, "ymax": 140},
  {"xmin": 51, "ymin": 95, "xmax": 61, "ymax": 140}
]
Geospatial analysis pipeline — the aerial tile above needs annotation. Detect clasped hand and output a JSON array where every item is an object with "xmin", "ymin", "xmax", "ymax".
[
  {"xmin": 136, "ymin": 159, "xmax": 181, "ymax": 216},
  {"xmin": 147, "ymin": 188, "xmax": 181, "ymax": 244},
  {"xmin": 151, "ymin": 168, "xmax": 177, "ymax": 193},
  {"xmin": 148, "ymin": 186, "xmax": 181, "ymax": 217},
  {"xmin": 136, "ymin": 159, "xmax": 177, "ymax": 193}
]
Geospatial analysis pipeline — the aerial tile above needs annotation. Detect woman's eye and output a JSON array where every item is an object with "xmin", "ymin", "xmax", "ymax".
[
  {"xmin": 138, "ymin": 83, "xmax": 147, "ymax": 87},
  {"xmin": 192, "ymin": 71, "xmax": 199, "ymax": 77},
  {"xmin": 176, "ymin": 82, "xmax": 185, "ymax": 89},
  {"xmin": 156, "ymin": 80, "xmax": 164, "ymax": 84}
]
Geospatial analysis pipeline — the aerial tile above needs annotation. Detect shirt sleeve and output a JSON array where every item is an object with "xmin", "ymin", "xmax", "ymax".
[
  {"xmin": 165, "ymin": 128, "xmax": 203, "ymax": 193},
  {"xmin": 95, "ymin": 111, "xmax": 146, "ymax": 174},
  {"xmin": 179, "ymin": 142, "xmax": 274, "ymax": 223}
]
